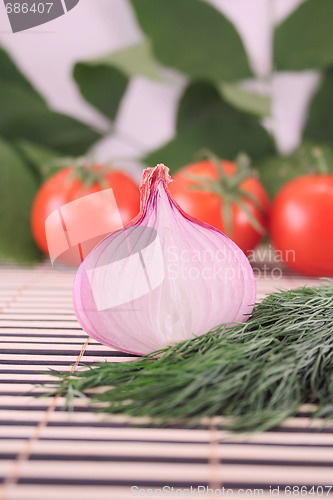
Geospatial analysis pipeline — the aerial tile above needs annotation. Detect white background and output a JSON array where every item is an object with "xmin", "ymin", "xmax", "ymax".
[{"xmin": 0, "ymin": 0, "xmax": 321, "ymax": 176}]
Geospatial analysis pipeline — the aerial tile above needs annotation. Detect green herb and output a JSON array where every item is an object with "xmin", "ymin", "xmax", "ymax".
[
  {"xmin": 0, "ymin": 139, "xmax": 42, "ymax": 265},
  {"xmin": 47, "ymin": 283, "xmax": 333, "ymax": 432}
]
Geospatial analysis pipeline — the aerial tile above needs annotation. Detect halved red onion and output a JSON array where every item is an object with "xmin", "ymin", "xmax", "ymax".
[{"xmin": 73, "ymin": 164, "xmax": 256, "ymax": 355}]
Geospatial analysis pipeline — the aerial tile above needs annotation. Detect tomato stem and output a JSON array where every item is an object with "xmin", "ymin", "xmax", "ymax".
[
  {"xmin": 188, "ymin": 149, "xmax": 265, "ymax": 236},
  {"xmin": 312, "ymin": 147, "xmax": 330, "ymax": 175}
]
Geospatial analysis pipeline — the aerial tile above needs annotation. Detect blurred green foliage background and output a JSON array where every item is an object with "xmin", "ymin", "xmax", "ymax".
[{"xmin": 1, "ymin": 0, "xmax": 333, "ymax": 264}]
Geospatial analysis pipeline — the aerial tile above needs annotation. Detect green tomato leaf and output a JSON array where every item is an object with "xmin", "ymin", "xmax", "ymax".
[
  {"xmin": 0, "ymin": 138, "xmax": 42, "ymax": 265},
  {"xmin": 91, "ymin": 40, "xmax": 161, "ymax": 81},
  {"xmin": 15, "ymin": 140, "xmax": 62, "ymax": 180},
  {"xmin": 0, "ymin": 105, "xmax": 101, "ymax": 156},
  {"xmin": 0, "ymin": 46, "xmax": 45, "ymax": 103},
  {"xmin": 219, "ymin": 82, "xmax": 271, "ymax": 117},
  {"xmin": 0, "ymin": 48, "xmax": 101, "ymax": 156},
  {"xmin": 74, "ymin": 64, "xmax": 128, "ymax": 123},
  {"xmin": 257, "ymin": 141, "xmax": 333, "ymax": 199},
  {"xmin": 74, "ymin": 41, "xmax": 161, "ymax": 121},
  {"xmin": 144, "ymin": 81, "xmax": 275, "ymax": 172},
  {"xmin": 129, "ymin": 0, "xmax": 252, "ymax": 82},
  {"xmin": 303, "ymin": 69, "xmax": 333, "ymax": 145},
  {"xmin": 274, "ymin": 0, "xmax": 333, "ymax": 71},
  {"xmin": 0, "ymin": 82, "xmax": 47, "ymax": 128}
]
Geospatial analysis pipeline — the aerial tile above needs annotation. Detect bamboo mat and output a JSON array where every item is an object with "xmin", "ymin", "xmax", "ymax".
[{"xmin": 0, "ymin": 253, "xmax": 332, "ymax": 500}]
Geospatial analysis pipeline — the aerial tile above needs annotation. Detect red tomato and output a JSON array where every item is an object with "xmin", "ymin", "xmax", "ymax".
[
  {"xmin": 270, "ymin": 175, "xmax": 333, "ymax": 276},
  {"xmin": 169, "ymin": 159, "xmax": 270, "ymax": 254},
  {"xmin": 31, "ymin": 165, "xmax": 140, "ymax": 263}
]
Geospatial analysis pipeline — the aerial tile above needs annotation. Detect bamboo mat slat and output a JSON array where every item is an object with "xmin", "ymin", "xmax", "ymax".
[{"xmin": 0, "ymin": 256, "xmax": 332, "ymax": 500}]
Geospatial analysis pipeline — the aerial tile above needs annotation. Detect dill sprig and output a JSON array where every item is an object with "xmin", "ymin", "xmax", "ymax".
[{"xmin": 46, "ymin": 283, "xmax": 333, "ymax": 432}]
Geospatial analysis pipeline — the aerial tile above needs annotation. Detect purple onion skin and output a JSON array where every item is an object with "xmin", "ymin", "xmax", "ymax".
[{"xmin": 73, "ymin": 164, "xmax": 256, "ymax": 355}]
